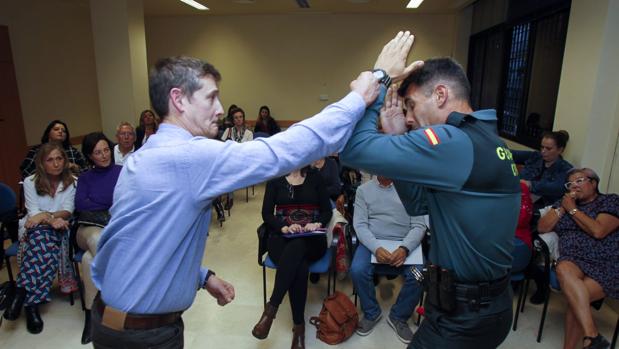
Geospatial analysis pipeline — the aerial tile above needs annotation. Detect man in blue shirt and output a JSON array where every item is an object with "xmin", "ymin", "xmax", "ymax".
[
  {"xmin": 89, "ymin": 31, "xmax": 417, "ymax": 348},
  {"xmin": 341, "ymin": 57, "xmax": 520, "ymax": 348}
]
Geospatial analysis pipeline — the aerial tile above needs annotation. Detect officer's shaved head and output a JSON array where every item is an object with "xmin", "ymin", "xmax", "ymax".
[{"xmin": 398, "ymin": 58, "xmax": 471, "ymax": 103}]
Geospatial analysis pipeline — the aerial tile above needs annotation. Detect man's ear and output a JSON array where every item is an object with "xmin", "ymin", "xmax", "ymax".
[
  {"xmin": 169, "ymin": 87, "xmax": 185, "ymax": 114},
  {"xmin": 434, "ymin": 85, "xmax": 448, "ymax": 108}
]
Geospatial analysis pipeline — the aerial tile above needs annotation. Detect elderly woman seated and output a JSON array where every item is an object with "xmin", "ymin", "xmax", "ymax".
[
  {"xmin": 3, "ymin": 143, "xmax": 77, "ymax": 334},
  {"xmin": 537, "ymin": 167, "xmax": 619, "ymax": 349}
]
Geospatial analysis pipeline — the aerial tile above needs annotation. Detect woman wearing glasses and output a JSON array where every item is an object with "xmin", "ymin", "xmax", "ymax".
[
  {"xmin": 252, "ymin": 166, "xmax": 332, "ymax": 349},
  {"xmin": 538, "ymin": 168, "xmax": 619, "ymax": 349},
  {"xmin": 513, "ymin": 130, "xmax": 573, "ymax": 208},
  {"xmin": 74, "ymin": 132, "xmax": 122, "ymax": 344}
]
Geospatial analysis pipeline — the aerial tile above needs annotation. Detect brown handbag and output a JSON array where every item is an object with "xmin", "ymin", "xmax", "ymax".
[{"xmin": 309, "ymin": 291, "xmax": 358, "ymax": 345}]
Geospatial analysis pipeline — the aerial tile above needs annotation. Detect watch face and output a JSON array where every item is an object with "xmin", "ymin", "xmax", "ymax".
[{"xmin": 372, "ymin": 70, "xmax": 385, "ymax": 80}]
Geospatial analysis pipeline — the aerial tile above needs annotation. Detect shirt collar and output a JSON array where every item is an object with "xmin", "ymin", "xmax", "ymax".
[
  {"xmin": 446, "ymin": 109, "xmax": 497, "ymax": 126},
  {"xmin": 158, "ymin": 123, "xmax": 195, "ymax": 140}
]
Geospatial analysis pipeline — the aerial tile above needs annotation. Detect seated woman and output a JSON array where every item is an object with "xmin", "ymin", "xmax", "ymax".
[
  {"xmin": 512, "ymin": 130, "xmax": 573, "ymax": 209},
  {"xmin": 74, "ymin": 132, "xmax": 122, "ymax": 344},
  {"xmin": 134, "ymin": 109, "xmax": 158, "ymax": 150},
  {"xmin": 19, "ymin": 119, "xmax": 88, "ymax": 178},
  {"xmin": 3, "ymin": 142, "xmax": 76, "ymax": 334},
  {"xmin": 537, "ymin": 168, "xmax": 619, "ymax": 349},
  {"xmin": 252, "ymin": 166, "xmax": 332, "ymax": 349},
  {"xmin": 253, "ymin": 105, "xmax": 281, "ymax": 137},
  {"xmin": 221, "ymin": 106, "xmax": 253, "ymax": 142}
]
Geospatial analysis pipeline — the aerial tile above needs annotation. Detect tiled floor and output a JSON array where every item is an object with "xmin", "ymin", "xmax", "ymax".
[{"xmin": 1, "ymin": 184, "xmax": 617, "ymax": 348}]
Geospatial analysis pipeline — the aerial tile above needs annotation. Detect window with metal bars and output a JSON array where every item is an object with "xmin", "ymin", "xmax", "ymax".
[{"xmin": 467, "ymin": 7, "xmax": 570, "ymax": 148}]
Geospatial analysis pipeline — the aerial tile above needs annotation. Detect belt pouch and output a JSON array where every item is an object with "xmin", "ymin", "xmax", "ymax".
[
  {"xmin": 427, "ymin": 265, "xmax": 440, "ymax": 308},
  {"xmin": 438, "ymin": 268, "xmax": 456, "ymax": 313}
]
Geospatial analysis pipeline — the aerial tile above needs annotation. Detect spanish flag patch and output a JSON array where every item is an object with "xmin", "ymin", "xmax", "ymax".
[{"xmin": 424, "ymin": 128, "xmax": 440, "ymax": 146}]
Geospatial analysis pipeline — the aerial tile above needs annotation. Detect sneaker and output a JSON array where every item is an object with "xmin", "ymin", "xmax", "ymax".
[
  {"xmin": 356, "ymin": 314, "xmax": 382, "ymax": 336},
  {"xmin": 387, "ymin": 315, "xmax": 414, "ymax": 344}
]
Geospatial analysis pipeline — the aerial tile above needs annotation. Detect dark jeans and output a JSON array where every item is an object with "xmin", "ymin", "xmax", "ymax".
[
  {"xmin": 91, "ymin": 299, "xmax": 184, "ymax": 349},
  {"xmin": 408, "ymin": 287, "xmax": 513, "ymax": 349}
]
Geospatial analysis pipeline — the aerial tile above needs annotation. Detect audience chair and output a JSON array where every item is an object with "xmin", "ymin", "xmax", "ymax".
[
  {"xmin": 68, "ymin": 218, "xmax": 87, "ymax": 311},
  {"xmin": 245, "ymin": 185, "xmax": 255, "ymax": 203},
  {"xmin": 0, "ymin": 182, "xmax": 19, "ymax": 282},
  {"xmin": 253, "ymin": 132, "xmax": 270, "ymax": 139},
  {"xmin": 256, "ymin": 223, "xmax": 336, "ymax": 308},
  {"xmin": 511, "ymin": 237, "xmax": 533, "ymax": 331}
]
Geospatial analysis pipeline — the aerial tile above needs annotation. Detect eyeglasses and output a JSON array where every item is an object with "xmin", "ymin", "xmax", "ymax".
[
  {"xmin": 92, "ymin": 148, "xmax": 111, "ymax": 157},
  {"xmin": 564, "ymin": 177, "xmax": 590, "ymax": 189},
  {"xmin": 117, "ymin": 132, "xmax": 134, "ymax": 137}
]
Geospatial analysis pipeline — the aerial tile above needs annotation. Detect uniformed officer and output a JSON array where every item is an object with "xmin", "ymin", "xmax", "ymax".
[{"xmin": 341, "ymin": 55, "xmax": 520, "ymax": 348}]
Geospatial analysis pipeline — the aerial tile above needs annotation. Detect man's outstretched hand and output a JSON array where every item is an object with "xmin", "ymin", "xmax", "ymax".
[
  {"xmin": 205, "ymin": 275, "xmax": 235, "ymax": 306},
  {"xmin": 374, "ymin": 31, "xmax": 424, "ymax": 83},
  {"xmin": 350, "ymin": 71, "xmax": 380, "ymax": 107}
]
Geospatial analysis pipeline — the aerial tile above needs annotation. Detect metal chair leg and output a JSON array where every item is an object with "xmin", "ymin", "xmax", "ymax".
[
  {"xmin": 416, "ymin": 291, "xmax": 424, "ymax": 326},
  {"xmin": 611, "ymin": 316, "xmax": 618, "ymax": 349},
  {"xmin": 513, "ymin": 280, "xmax": 525, "ymax": 331},
  {"xmin": 5, "ymin": 256, "xmax": 14, "ymax": 282},
  {"xmin": 262, "ymin": 264, "xmax": 267, "ymax": 308},
  {"xmin": 537, "ymin": 289, "xmax": 551, "ymax": 342}
]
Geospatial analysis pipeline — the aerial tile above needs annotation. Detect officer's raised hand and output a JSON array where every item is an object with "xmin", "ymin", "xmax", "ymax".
[
  {"xmin": 380, "ymin": 86, "xmax": 408, "ymax": 135},
  {"xmin": 374, "ymin": 31, "xmax": 424, "ymax": 83}
]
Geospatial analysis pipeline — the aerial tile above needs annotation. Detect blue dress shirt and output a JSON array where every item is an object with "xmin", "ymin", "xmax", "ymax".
[{"xmin": 91, "ymin": 92, "xmax": 365, "ymax": 313}]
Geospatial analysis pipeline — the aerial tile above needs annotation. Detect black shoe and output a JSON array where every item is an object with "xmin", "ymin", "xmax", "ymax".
[
  {"xmin": 529, "ymin": 289, "xmax": 547, "ymax": 305},
  {"xmin": 309, "ymin": 273, "xmax": 320, "ymax": 284},
  {"xmin": 81, "ymin": 310, "xmax": 92, "ymax": 344},
  {"xmin": 3, "ymin": 287, "xmax": 25, "ymax": 320},
  {"xmin": 583, "ymin": 334, "xmax": 610, "ymax": 349},
  {"xmin": 25, "ymin": 305, "xmax": 43, "ymax": 334}
]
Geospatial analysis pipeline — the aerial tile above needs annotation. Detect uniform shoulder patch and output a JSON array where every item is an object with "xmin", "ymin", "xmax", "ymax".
[{"xmin": 423, "ymin": 128, "xmax": 441, "ymax": 146}]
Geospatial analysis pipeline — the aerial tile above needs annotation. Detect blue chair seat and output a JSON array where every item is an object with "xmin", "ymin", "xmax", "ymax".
[
  {"xmin": 73, "ymin": 249, "xmax": 85, "ymax": 263},
  {"xmin": 264, "ymin": 248, "xmax": 333, "ymax": 274},
  {"xmin": 5, "ymin": 241, "xmax": 18, "ymax": 257}
]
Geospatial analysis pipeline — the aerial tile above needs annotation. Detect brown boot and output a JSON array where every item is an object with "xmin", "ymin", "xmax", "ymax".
[
  {"xmin": 291, "ymin": 323, "xmax": 305, "ymax": 349},
  {"xmin": 252, "ymin": 303, "xmax": 278, "ymax": 340}
]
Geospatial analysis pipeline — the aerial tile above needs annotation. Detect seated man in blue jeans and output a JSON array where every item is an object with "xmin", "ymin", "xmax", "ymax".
[{"xmin": 350, "ymin": 175, "xmax": 426, "ymax": 344}]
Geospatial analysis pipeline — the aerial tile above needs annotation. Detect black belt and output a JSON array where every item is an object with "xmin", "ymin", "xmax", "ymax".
[
  {"xmin": 454, "ymin": 274, "xmax": 510, "ymax": 305},
  {"xmin": 94, "ymin": 293, "xmax": 182, "ymax": 331}
]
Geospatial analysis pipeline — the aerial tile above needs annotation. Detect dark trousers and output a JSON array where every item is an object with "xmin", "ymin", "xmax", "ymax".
[
  {"xmin": 408, "ymin": 287, "xmax": 513, "ymax": 349},
  {"xmin": 91, "ymin": 298, "xmax": 184, "ymax": 349},
  {"xmin": 267, "ymin": 233, "xmax": 327, "ymax": 324}
]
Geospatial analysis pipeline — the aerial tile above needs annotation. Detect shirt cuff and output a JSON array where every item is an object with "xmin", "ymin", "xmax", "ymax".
[{"xmin": 199, "ymin": 267, "xmax": 210, "ymax": 289}]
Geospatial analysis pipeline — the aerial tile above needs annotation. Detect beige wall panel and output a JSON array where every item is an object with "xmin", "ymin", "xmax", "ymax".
[
  {"xmin": 0, "ymin": 0, "xmax": 100, "ymax": 146},
  {"xmin": 145, "ymin": 14, "xmax": 457, "ymax": 122}
]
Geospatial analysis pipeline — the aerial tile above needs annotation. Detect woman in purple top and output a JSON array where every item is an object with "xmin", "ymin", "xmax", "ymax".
[{"xmin": 75, "ymin": 132, "xmax": 121, "ymax": 344}]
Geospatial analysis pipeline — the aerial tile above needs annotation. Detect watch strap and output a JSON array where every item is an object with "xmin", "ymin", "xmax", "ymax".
[{"xmin": 372, "ymin": 69, "xmax": 392, "ymax": 87}]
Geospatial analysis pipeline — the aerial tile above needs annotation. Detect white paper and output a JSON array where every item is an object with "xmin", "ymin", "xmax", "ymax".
[{"xmin": 370, "ymin": 239, "xmax": 423, "ymax": 265}]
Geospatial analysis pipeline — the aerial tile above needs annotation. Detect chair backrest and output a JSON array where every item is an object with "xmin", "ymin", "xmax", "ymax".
[
  {"xmin": 0, "ymin": 182, "xmax": 16, "ymax": 218},
  {"xmin": 253, "ymin": 131, "xmax": 270, "ymax": 139},
  {"xmin": 512, "ymin": 237, "xmax": 532, "ymax": 273}
]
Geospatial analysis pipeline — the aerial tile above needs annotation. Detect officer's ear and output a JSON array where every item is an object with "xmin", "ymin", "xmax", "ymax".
[{"xmin": 434, "ymin": 85, "xmax": 448, "ymax": 108}]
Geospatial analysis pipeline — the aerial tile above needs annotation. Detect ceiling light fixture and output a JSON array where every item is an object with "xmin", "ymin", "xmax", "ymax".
[
  {"xmin": 179, "ymin": 0, "xmax": 209, "ymax": 10},
  {"xmin": 406, "ymin": 0, "xmax": 424, "ymax": 8}
]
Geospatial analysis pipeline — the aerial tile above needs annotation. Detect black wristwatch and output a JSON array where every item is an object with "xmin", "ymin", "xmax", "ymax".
[
  {"xmin": 372, "ymin": 69, "xmax": 392, "ymax": 87},
  {"xmin": 203, "ymin": 270, "xmax": 216, "ymax": 288}
]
